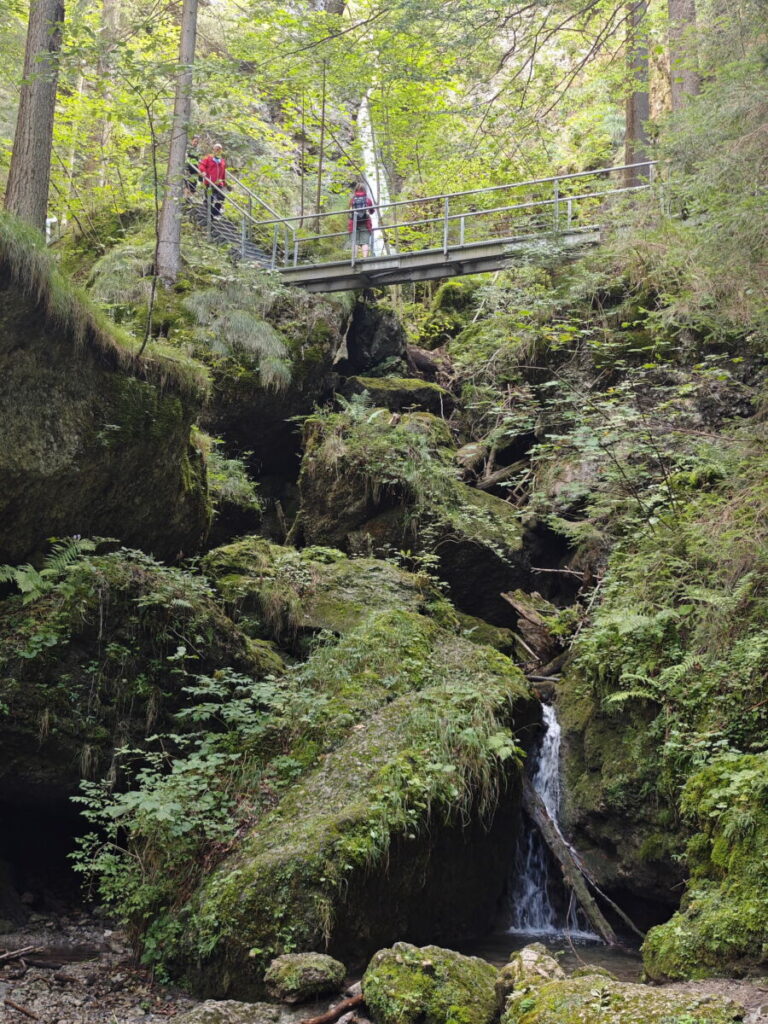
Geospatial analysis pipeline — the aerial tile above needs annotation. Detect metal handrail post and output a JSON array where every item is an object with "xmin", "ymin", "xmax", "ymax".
[
  {"xmin": 293, "ymin": 239, "xmax": 299, "ymax": 266},
  {"xmin": 241, "ymin": 216, "xmax": 247, "ymax": 259},
  {"xmin": 567, "ymin": 198, "xmax": 573, "ymax": 228},
  {"xmin": 442, "ymin": 196, "xmax": 449, "ymax": 255},
  {"xmin": 459, "ymin": 215, "xmax": 465, "ymax": 246},
  {"xmin": 206, "ymin": 191, "xmax": 212, "ymax": 239},
  {"xmin": 271, "ymin": 225, "xmax": 278, "ymax": 269},
  {"xmin": 553, "ymin": 178, "xmax": 560, "ymax": 232}
]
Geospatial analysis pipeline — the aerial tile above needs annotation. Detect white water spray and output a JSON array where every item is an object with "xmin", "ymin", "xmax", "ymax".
[{"xmin": 508, "ymin": 703, "xmax": 598, "ymax": 940}]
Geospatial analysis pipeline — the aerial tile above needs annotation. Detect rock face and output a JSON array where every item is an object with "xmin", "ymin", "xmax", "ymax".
[
  {"xmin": 334, "ymin": 301, "xmax": 406, "ymax": 374},
  {"xmin": 557, "ymin": 673, "xmax": 684, "ymax": 926},
  {"xmin": 500, "ymin": 972, "xmax": 743, "ymax": 1024},
  {"xmin": 0, "ymin": 215, "xmax": 209, "ymax": 564},
  {"xmin": 362, "ymin": 942, "xmax": 499, "ymax": 1024},
  {"xmin": 264, "ymin": 952, "xmax": 346, "ymax": 1003}
]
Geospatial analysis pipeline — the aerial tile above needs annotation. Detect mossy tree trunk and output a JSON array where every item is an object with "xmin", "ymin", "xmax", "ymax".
[
  {"xmin": 156, "ymin": 0, "xmax": 198, "ymax": 284},
  {"xmin": 4, "ymin": 0, "xmax": 64, "ymax": 233}
]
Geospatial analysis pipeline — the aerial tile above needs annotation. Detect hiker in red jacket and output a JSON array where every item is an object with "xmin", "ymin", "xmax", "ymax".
[
  {"xmin": 348, "ymin": 182, "xmax": 375, "ymax": 258},
  {"xmin": 199, "ymin": 143, "xmax": 228, "ymax": 218}
]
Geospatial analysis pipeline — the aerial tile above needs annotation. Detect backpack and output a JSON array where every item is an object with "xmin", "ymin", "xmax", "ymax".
[{"xmin": 352, "ymin": 193, "xmax": 369, "ymax": 222}]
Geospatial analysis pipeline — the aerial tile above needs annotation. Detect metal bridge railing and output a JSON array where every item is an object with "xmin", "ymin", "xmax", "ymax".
[{"xmin": 244, "ymin": 160, "xmax": 658, "ymax": 271}]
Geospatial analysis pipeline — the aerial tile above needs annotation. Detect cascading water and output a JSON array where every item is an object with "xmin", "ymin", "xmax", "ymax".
[{"xmin": 508, "ymin": 702, "xmax": 598, "ymax": 939}]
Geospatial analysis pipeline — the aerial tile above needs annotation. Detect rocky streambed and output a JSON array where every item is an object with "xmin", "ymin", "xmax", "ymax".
[{"xmin": 4, "ymin": 916, "xmax": 768, "ymax": 1024}]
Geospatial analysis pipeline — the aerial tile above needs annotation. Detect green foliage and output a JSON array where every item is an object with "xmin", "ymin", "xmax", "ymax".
[
  {"xmin": 643, "ymin": 752, "xmax": 768, "ymax": 979},
  {"xmin": 185, "ymin": 276, "xmax": 291, "ymax": 390},
  {"xmin": 0, "ymin": 537, "xmax": 98, "ymax": 605}
]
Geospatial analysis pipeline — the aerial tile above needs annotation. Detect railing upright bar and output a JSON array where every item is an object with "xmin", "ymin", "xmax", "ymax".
[
  {"xmin": 442, "ymin": 196, "xmax": 449, "ymax": 255},
  {"xmin": 553, "ymin": 178, "xmax": 560, "ymax": 231},
  {"xmin": 271, "ymin": 225, "xmax": 278, "ymax": 269},
  {"xmin": 460, "ymin": 215, "xmax": 465, "ymax": 246},
  {"xmin": 241, "ymin": 216, "xmax": 246, "ymax": 259}
]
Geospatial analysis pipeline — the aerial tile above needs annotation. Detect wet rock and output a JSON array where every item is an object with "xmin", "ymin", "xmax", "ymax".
[
  {"xmin": 263, "ymin": 952, "xmax": 346, "ymax": 1004},
  {"xmin": 363, "ymin": 942, "xmax": 499, "ymax": 1024}
]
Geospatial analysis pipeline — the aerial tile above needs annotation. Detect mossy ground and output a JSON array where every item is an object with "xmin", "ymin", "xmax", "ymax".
[{"xmin": 501, "ymin": 973, "xmax": 743, "ymax": 1024}]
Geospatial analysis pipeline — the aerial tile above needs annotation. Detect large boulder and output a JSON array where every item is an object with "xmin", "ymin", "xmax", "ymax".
[
  {"xmin": 201, "ymin": 538, "xmax": 437, "ymax": 650},
  {"xmin": 296, "ymin": 408, "xmax": 532, "ymax": 624},
  {"xmin": 264, "ymin": 952, "xmax": 346, "ymax": 1003},
  {"xmin": 0, "ymin": 214, "xmax": 209, "ymax": 564},
  {"xmin": 342, "ymin": 376, "xmax": 454, "ymax": 416},
  {"xmin": 362, "ymin": 942, "xmax": 499, "ymax": 1024},
  {"xmin": 501, "ymin": 973, "xmax": 743, "ymax": 1024},
  {"xmin": 156, "ymin": 610, "xmax": 537, "ymax": 997}
]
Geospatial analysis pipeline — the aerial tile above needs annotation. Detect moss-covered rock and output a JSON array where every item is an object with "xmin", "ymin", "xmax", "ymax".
[
  {"xmin": 500, "ymin": 973, "xmax": 743, "ymax": 1024},
  {"xmin": 362, "ymin": 942, "xmax": 499, "ymax": 1024},
  {"xmin": 157, "ymin": 611, "xmax": 536, "ymax": 997},
  {"xmin": 202, "ymin": 537, "xmax": 436, "ymax": 648},
  {"xmin": 343, "ymin": 376, "xmax": 454, "ymax": 415},
  {"xmin": 0, "ymin": 547, "xmax": 270, "ymax": 803},
  {"xmin": 642, "ymin": 752, "xmax": 768, "ymax": 980},
  {"xmin": 296, "ymin": 406, "xmax": 530, "ymax": 623},
  {"xmin": 0, "ymin": 214, "xmax": 210, "ymax": 564},
  {"xmin": 495, "ymin": 944, "xmax": 565, "ymax": 1010},
  {"xmin": 264, "ymin": 952, "xmax": 346, "ymax": 1003}
]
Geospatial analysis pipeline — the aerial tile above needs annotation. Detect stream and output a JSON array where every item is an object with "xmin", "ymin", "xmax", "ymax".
[{"xmin": 464, "ymin": 700, "xmax": 644, "ymax": 980}]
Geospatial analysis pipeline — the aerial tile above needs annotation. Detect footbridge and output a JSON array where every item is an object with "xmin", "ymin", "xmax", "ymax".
[{"xmin": 199, "ymin": 161, "xmax": 657, "ymax": 292}]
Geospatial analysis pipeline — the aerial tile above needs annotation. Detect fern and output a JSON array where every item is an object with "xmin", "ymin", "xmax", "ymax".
[
  {"xmin": 0, "ymin": 537, "xmax": 98, "ymax": 605},
  {"xmin": 185, "ymin": 283, "xmax": 291, "ymax": 390}
]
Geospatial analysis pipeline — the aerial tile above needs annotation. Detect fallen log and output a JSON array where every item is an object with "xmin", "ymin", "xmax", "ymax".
[
  {"xmin": 521, "ymin": 777, "xmax": 619, "ymax": 947},
  {"xmin": 298, "ymin": 993, "xmax": 364, "ymax": 1024},
  {"xmin": 0, "ymin": 946, "xmax": 41, "ymax": 964},
  {"xmin": 476, "ymin": 460, "xmax": 527, "ymax": 491}
]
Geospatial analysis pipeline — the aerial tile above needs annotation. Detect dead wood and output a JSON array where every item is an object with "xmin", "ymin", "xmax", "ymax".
[
  {"xmin": 476, "ymin": 460, "xmax": 527, "ymax": 491},
  {"xmin": 0, "ymin": 947, "xmax": 41, "ymax": 964},
  {"xmin": 298, "ymin": 993, "xmax": 364, "ymax": 1024},
  {"xmin": 522, "ymin": 777, "xmax": 619, "ymax": 947},
  {"xmin": 4, "ymin": 998, "xmax": 40, "ymax": 1020}
]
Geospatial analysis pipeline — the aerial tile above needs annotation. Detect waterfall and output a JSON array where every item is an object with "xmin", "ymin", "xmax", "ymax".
[
  {"xmin": 357, "ymin": 93, "xmax": 389, "ymax": 256},
  {"xmin": 508, "ymin": 703, "xmax": 598, "ymax": 940}
]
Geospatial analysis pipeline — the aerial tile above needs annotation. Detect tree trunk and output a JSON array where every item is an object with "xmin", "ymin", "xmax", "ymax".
[
  {"xmin": 314, "ymin": 60, "xmax": 327, "ymax": 231},
  {"xmin": 623, "ymin": 0, "xmax": 650, "ymax": 189},
  {"xmin": 156, "ymin": 0, "xmax": 199, "ymax": 284},
  {"xmin": 521, "ymin": 777, "xmax": 620, "ymax": 946},
  {"xmin": 5, "ymin": 0, "xmax": 65, "ymax": 232},
  {"xmin": 668, "ymin": 0, "xmax": 700, "ymax": 110}
]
